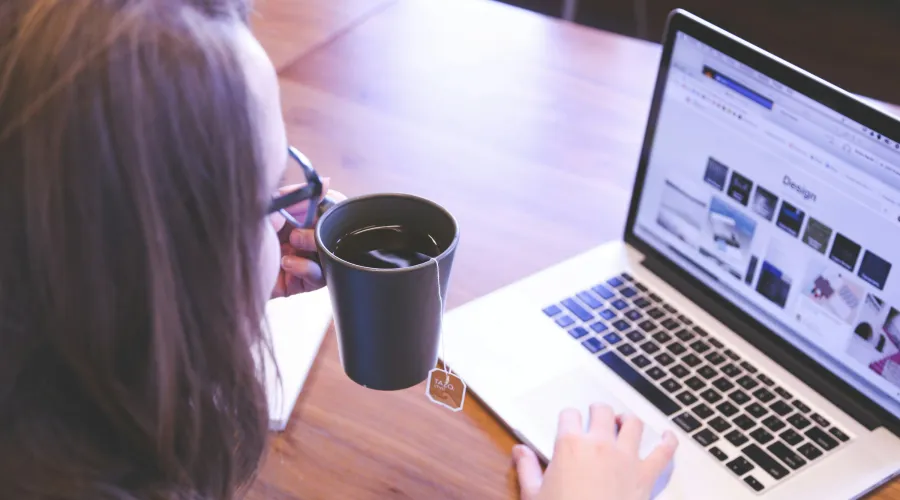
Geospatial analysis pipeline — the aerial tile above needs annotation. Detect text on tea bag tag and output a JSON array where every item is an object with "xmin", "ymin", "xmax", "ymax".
[{"xmin": 425, "ymin": 256, "xmax": 466, "ymax": 412}]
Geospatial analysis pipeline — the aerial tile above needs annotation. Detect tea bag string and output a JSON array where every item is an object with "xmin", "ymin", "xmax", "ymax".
[{"xmin": 432, "ymin": 256, "xmax": 451, "ymax": 382}]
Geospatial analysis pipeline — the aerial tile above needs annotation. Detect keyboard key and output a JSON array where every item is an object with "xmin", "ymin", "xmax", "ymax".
[
  {"xmin": 698, "ymin": 366, "xmax": 718, "ymax": 379},
  {"xmin": 768, "ymin": 441, "xmax": 806, "ymax": 470},
  {"xmin": 712, "ymin": 378, "xmax": 735, "ymax": 392},
  {"xmin": 625, "ymin": 309, "xmax": 643, "ymax": 321},
  {"xmin": 633, "ymin": 297, "xmax": 652, "ymax": 309},
  {"xmin": 603, "ymin": 332, "xmax": 622, "ymax": 344},
  {"xmin": 562, "ymin": 298, "xmax": 594, "ymax": 322},
  {"xmin": 632, "ymin": 354, "xmax": 651, "ymax": 368},
  {"xmin": 763, "ymin": 416, "xmax": 786, "ymax": 432},
  {"xmin": 787, "ymin": 414, "xmax": 811, "ymax": 430},
  {"xmin": 721, "ymin": 363, "xmax": 742, "ymax": 378},
  {"xmin": 746, "ymin": 403, "xmax": 768, "ymax": 418},
  {"xmin": 661, "ymin": 318, "xmax": 679, "ymax": 331},
  {"xmin": 582, "ymin": 337, "xmax": 604, "ymax": 353},
  {"xmin": 830, "ymin": 428, "xmax": 849, "ymax": 442},
  {"xmin": 758, "ymin": 374, "xmax": 775, "ymax": 386},
  {"xmin": 774, "ymin": 387, "xmax": 793, "ymax": 400},
  {"xmin": 685, "ymin": 376, "xmax": 706, "ymax": 391},
  {"xmin": 611, "ymin": 299, "xmax": 628, "ymax": 310},
  {"xmin": 770, "ymin": 401, "xmax": 793, "ymax": 417},
  {"xmin": 805, "ymin": 428, "xmax": 839, "ymax": 451},
  {"xmin": 635, "ymin": 283, "xmax": 648, "ymax": 292},
  {"xmin": 710, "ymin": 446, "xmax": 728, "ymax": 461},
  {"xmin": 729, "ymin": 390, "xmax": 751, "ymax": 406},
  {"xmin": 647, "ymin": 308, "xmax": 665, "ymax": 319},
  {"xmin": 592, "ymin": 285, "xmax": 615, "ymax": 299},
  {"xmin": 692, "ymin": 325, "xmax": 708, "ymax": 336},
  {"xmin": 737, "ymin": 375, "xmax": 759, "ymax": 390},
  {"xmin": 638, "ymin": 320, "xmax": 657, "ymax": 332},
  {"xmin": 626, "ymin": 331, "xmax": 645, "ymax": 342},
  {"xmin": 617, "ymin": 343, "xmax": 637, "ymax": 356},
  {"xmin": 694, "ymin": 428, "xmax": 719, "ymax": 447},
  {"xmin": 717, "ymin": 401, "xmax": 739, "ymax": 417},
  {"xmin": 678, "ymin": 314, "xmax": 693, "ymax": 325},
  {"xmin": 709, "ymin": 416, "xmax": 732, "ymax": 432},
  {"xmin": 810, "ymin": 413, "xmax": 829, "ymax": 428},
  {"xmin": 740, "ymin": 361, "xmax": 758, "ymax": 374},
  {"xmin": 682, "ymin": 353, "xmax": 701, "ymax": 367},
  {"xmin": 744, "ymin": 475, "xmax": 764, "ymax": 492},
  {"xmin": 654, "ymin": 353, "xmax": 675, "ymax": 366},
  {"xmin": 606, "ymin": 277, "xmax": 624, "ymax": 288},
  {"xmin": 649, "ymin": 293, "xmax": 663, "ymax": 302},
  {"xmin": 670, "ymin": 364, "xmax": 690, "ymax": 379},
  {"xmin": 726, "ymin": 429, "xmax": 749, "ymax": 447},
  {"xmin": 723, "ymin": 349, "xmax": 741, "ymax": 361},
  {"xmin": 590, "ymin": 321, "xmax": 609, "ymax": 333},
  {"xmin": 663, "ymin": 304, "xmax": 678, "ymax": 314},
  {"xmin": 792, "ymin": 400, "xmax": 811, "ymax": 413},
  {"xmin": 750, "ymin": 428, "xmax": 773, "ymax": 444},
  {"xmin": 568, "ymin": 326, "xmax": 590, "ymax": 339},
  {"xmin": 652, "ymin": 331, "xmax": 672, "ymax": 343},
  {"xmin": 599, "ymin": 309, "xmax": 617, "ymax": 320},
  {"xmin": 700, "ymin": 389, "xmax": 722, "ymax": 404},
  {"xmin": 726, "ymin": 456, "xmax": 754, "ymax": 476},
  {"xmin": 709, "ymin": 337, "xmax": 724, "ymax": 349},
  {"xmin": 677, "ymin": 391, "xmax": 698, "ymax": 406},
  {"xmin": 673, "ymin": 412, "xmax": 701, "ymax": 433},
  {"xmin": 743, "ymin": 444, "xmax": 789, "ymax": 480},
  {"xmin": 620, "ymin": 272, "xmax": 634, "ymax": 282},
  {"xmin": 668, "ymin": 343, "xmax": 688, "ymax": 356},
  {"xmin": 555, "ymin": 315, "xmax": 575, "ymax": 327},
  {"xmin": 620, "ymin": 287, "xmax": 637, "ymax": 298},
  {"xmin": 576, "ymin": 291, "xmax": 605, "ymax": 309},
  {"xmin": 753, "ymin": 388, "xmax": 775, "ymax": 403},
  {"xmin": 543, "ymin": 305, "xmax": 562, "ymax": 316},
  {"xmin": 661, "ymin": 378, "xmax": 681, "ymax": 393},
  {"xmin": 798, "ymin": 443, "xmax": 823, "ymax": 461},
  {"xmin": 734, "ymin": 414, "xmax": 755, "ymax": 430},
  {"xmin": 646, "ymin": 367, "xmax": 666, "ymax": 380},
  {"xmin": 780, "ymin": 429, "xmax": 803, "ymax": 446},
  {"xmin": 705, "ymin": 351, "xmax": 726, "ymax": 365},
  {"xmin": 693, "ymin": 403, "xmax": 715, "ymax": 420},
  {"xmin": 640, "ymin": 341, "xmax": 660, "ymax": 354},
  {"xmin": 675, "ymin": 329, "xmax": 695, "ymax": 342},
  {"xmin": 598, "ymin": 352, "xmax": 680, "ymax": 416}
]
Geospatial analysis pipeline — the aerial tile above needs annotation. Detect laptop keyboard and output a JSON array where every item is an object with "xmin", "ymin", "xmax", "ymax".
[{"xmin": 543, "ymin": 272, "xmax": 852, "ymax": 494}]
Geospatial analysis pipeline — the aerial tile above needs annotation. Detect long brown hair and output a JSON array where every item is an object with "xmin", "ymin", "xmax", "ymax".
[{"xmin": 0, "ymin": 0, "xmax": 273, "ymax": 497}]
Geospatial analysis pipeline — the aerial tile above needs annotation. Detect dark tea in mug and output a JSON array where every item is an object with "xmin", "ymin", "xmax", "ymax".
[{"xmin": 332, "ymin": 225, "xmax": 441, "ymax": 269}]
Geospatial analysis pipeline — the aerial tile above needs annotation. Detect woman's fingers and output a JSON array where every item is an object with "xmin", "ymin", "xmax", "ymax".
[
  {"xmin": 512, "ymin": 445, "xmax": 543, "ymax": 500},
  {"xmin": 640, "ymin": 430, "xmax": 679, "ymax": 482},
  {"xmin": 556, "ymin": 407, "xmax": 583, "ymax": 439},
  {"xmin": 289, "ymin": 228, "xmax": 317, "ymax": 252},
  {"xmin": 281, "ymin": 256, "xmax": 324, "ymax": 292},
  {"xmin": 615, "ymin": 413, "xmax": 644, "ymax": 453},
  {"xmin": 588, "ymin": 404, "xmax": 616, "ymax": 441}
]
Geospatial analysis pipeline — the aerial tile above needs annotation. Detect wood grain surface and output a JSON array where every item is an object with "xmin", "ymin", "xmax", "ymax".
[{"xmin": 248, "ymin": 0, "xmax": 900, "ymax": 497}]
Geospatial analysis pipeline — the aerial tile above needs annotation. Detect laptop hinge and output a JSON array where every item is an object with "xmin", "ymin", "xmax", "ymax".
[{"xmin": 641, "ymin": 251, "xmax": 898, "ymax": 435}]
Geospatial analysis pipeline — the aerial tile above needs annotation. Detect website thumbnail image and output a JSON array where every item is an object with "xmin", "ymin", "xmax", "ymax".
[{"xmin": 654, "ymin": 155, "xmax": 898, "ymax": 389}]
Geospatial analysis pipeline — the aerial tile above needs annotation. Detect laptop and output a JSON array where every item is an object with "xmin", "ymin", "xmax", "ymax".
[{"xmin": 442, "ymin": 9, "xmax": 900, "ymax": 499}]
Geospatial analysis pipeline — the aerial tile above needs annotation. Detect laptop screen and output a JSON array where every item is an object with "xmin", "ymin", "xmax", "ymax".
[{"xmin": 632, "ymin": 31, "xmax": 900, "ymax": 417}]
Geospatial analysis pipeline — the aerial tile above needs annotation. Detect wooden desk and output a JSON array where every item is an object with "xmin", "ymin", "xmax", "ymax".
[{"xmin": 247, "ymin": 0, "xmax": 900, "ymax": 497}]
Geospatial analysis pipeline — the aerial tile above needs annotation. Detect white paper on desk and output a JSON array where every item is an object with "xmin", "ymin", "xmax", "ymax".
[{"xmin": 258, "ymin": 288, "xmax": 333, "ymax": 431}]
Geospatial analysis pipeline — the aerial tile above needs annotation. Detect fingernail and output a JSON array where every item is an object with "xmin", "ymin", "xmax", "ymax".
[
  {"xmin": 512, "ymin": 445, "xmax": 526, "ymax": 460},
  {"xmin": 663, "ymin": 430, "xmax": 678, "ymax": 445},
  {"xmin": 282, "ymin": 255, "xmax": 301, "ymax": 271}
]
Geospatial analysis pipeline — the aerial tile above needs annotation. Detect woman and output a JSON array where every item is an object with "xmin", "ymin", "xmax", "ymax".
[{"xmin": 0, "ymin": 0, "xmax": 677, "ymax": 498}]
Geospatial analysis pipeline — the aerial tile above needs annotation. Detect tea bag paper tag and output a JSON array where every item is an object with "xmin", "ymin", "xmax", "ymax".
[{"xmin": 426, "ymin": 368, "xmax": 466, "ymax": 412}]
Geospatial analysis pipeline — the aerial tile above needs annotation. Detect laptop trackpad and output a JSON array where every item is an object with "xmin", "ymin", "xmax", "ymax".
[{"xmin": 509, "ymin": 365, "xmax": 665, "ymax": 462}]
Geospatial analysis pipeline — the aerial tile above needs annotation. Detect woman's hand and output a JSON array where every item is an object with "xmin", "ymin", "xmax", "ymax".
[
  {"xmin": 513, "ymin": 404, "xmax": 678, "ymax": 500},
  {"xmin": 270, "ymin": 183, "xmax": 347, "ymax": 298}
]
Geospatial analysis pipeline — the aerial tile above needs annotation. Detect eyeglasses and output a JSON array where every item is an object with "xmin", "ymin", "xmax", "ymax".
[{"xmin": 268, "ymin": 146, "xmax": 323, "ymax": 229}]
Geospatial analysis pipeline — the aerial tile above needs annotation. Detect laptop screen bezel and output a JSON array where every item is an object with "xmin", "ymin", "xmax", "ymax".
[{"xmin": 623, "ymin": 9, "xmax": 900, "ymax": 432}]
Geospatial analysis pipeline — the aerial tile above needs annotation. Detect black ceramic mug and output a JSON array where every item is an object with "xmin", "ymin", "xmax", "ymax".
[{"xmin": 315, "ymin": 193, "xmax": 459, "ymax": 391}]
